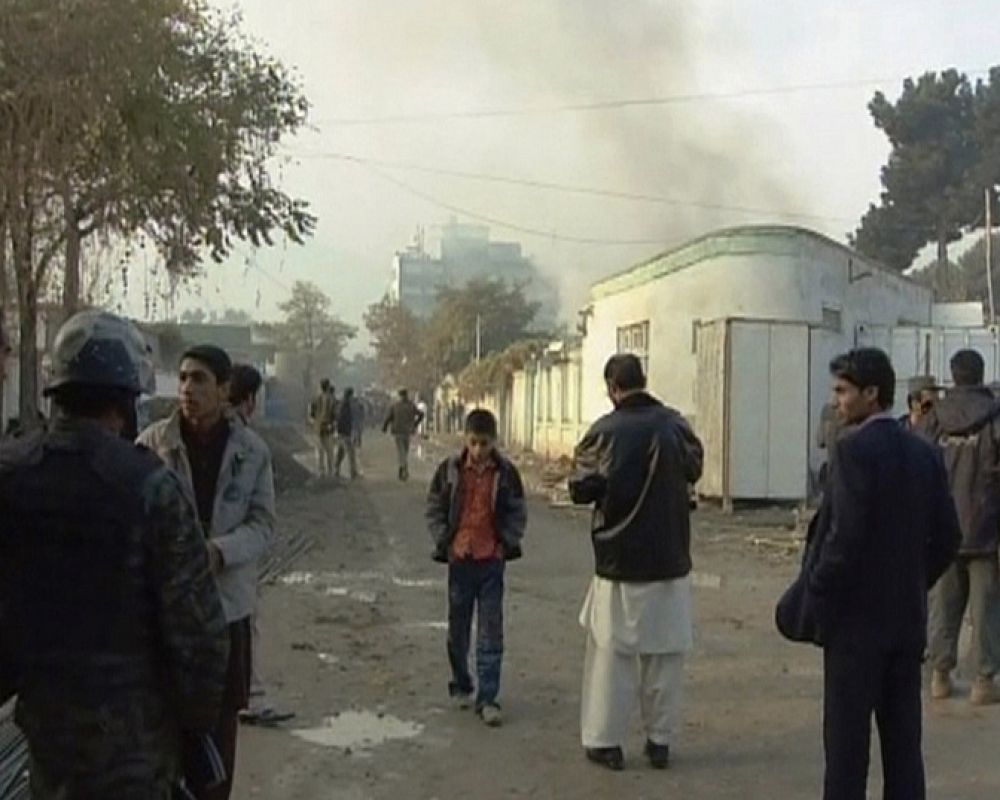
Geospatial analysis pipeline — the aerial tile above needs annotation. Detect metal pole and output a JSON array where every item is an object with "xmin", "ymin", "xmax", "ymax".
[
  {"xmin": 475, "ymin": 313, "xmax": 482, "ymax": 363},
  {"xmin": 987, "ymin": 187, "xmax": 996, "ymax": 324}
]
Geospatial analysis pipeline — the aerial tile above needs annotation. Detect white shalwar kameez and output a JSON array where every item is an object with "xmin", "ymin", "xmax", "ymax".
[{"xmin": 579, "ymin": 574, "xmax": 693, "ymax": 749}]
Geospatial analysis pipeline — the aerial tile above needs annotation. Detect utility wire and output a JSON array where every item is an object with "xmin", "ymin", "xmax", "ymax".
[
  {"xmin": 317, "ymin": 69, "xmax": 993, "ymax": 126},
  {"xmin": 352, "ymin": 160, "xmax": 682, "ymax": 247},
  {"xmin": 289, "ymin": 149, "xmax": 855, "ymax": 226}
]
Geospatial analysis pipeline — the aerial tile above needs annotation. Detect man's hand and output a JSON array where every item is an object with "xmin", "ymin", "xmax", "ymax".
[{"xmin": 207, "ymin": 542, "xmax": 225, "ymax": 575}]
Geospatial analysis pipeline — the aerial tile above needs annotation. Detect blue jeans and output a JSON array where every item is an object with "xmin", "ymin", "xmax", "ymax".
[{"xmin": 447, "ymin": 559, "xmax": 504, "ymax": 708}]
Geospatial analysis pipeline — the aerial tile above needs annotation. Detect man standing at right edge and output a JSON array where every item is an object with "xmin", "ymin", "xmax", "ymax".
[
  {"xmin": 809, "ymin": 349, "xmax": 960, "ymax": 800},
  {"xmin": 920, "ymin": 349, "xmax": 1000, "ymax": 705}
]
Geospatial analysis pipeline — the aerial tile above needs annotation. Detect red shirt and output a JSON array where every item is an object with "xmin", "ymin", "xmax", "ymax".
[{"xmin": 451, "ymin": 458, "xmax": 501, "ymax": 561}]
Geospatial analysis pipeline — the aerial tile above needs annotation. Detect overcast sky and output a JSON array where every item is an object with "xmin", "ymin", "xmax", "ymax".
[{"xmin": 113, "ymin": 0, "xmax": 999, "ymax": 353}]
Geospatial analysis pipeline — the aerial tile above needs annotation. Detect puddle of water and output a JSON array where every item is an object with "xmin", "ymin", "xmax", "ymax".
[
  {"xmin": 291, "ymin": 711, "xmax": 423, "ymax": 751},
  {"xmin": 318, "ymin": 652, "xmax": 340, "ymax": 665},
  {"xmin": 324, "ymin": 587, "xmax": 349, "ymax": 597}
]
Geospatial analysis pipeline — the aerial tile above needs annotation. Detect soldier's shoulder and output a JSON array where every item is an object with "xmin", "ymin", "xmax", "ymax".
[
  {"xmin": 92, "ymin": 434, "xmax": 168, "ymax": 487},
  {"xmin": 0, "ymin": 429, "xmax": 45, "ymax": 471}
]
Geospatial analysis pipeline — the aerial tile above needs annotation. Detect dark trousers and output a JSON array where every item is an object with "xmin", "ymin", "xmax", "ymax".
[
  {"xmin": 447, "ymin": 559, "xmax": 504, "ymax": 708},
  {"xmin": 184, "ymin": 618, "xmax": 252, "ymax": 800},
  {"xmin": 823, "ymin": 637, "xmax": 924, "ymax": 800}
]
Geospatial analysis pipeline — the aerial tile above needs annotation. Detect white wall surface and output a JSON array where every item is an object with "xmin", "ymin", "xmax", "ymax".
[{"xmin": 582, "ymin": 228, "xmax": 932, "ymax": 428}]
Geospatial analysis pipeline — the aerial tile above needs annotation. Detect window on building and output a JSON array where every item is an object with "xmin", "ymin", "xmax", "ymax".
[
  {"xmin": 617, "ymin": 321, "xmax": 650, "ymax": 374},
  {"xmin": 821, "ymin": 306, "xmax": 842, "ymax": 332}
]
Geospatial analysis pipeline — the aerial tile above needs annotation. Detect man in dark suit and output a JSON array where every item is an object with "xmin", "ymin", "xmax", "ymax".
[{"xmin": 809, "ymin": 348, "xmax": 960, "ymax": 800}]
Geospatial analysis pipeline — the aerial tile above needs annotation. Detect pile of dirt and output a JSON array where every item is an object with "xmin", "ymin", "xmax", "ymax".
[{"xmin": 254, "ymin": 422, "xmax": 314, "ymax": 494}]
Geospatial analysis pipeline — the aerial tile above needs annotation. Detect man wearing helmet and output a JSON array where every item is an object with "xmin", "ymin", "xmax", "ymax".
[{"xmin": 0, "ymin": 310, "xmax": 230, "ymax": 799}]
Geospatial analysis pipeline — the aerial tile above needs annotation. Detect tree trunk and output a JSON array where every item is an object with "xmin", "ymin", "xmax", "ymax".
[
  {"xmin": 11, "ymin": 223, "xmax": 39, "ymax": 428},
  {"xmin": 0, "ymin": 217, "xmax": 8, "ymax": 307},
  {"xmin": 62, "ymin": 184, "xmax": 81, "ymax": 317},
  {"xmin": 937, "ymin": 228, "xmax": 949, "ymax": 273}
]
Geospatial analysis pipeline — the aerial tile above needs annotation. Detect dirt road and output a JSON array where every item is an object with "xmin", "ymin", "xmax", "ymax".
[{"xmin": 235, "ymin": 437, "xmax": 1000, "ymax": 799}]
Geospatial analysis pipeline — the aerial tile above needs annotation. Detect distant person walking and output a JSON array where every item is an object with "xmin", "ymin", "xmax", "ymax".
[
  {"xmin": 920, "ymin": 349, "xmax": 1000, "ymax": 705},
  {"xmin": 384, "ymin": 389, "xmax": 424, "ymax": 481},
  {"xmin": 336, "ymin": 388, "xmax": 360, "ymax": 480},
  {"xmin": 352, "ymin": 393, "xmax": 366, "ymax": 451},
  {"xmin": 569, "ymin": 354, "xmax": 703, "ymax": 772},
  {"xmin": 309, "ymin": 379, "xmax": 337, "ymax": 478}
]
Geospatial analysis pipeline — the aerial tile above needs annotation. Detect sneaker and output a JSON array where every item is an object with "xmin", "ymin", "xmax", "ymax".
[
  {"xmin": 931, "ymin": 670, "xmax": 953, "ymax": 700},
  {"xmin": 586, "ymin": 747, "xmax": 625, "ymax": 771},
  {"xmin": 450, "ymin": 692, "xmax": 473, "ymax": 710},
  {"xmin": 645, "ymin": 740, "xmax": 670, "ymax": 770},
  {"xmin": 970, "ymin": 676, "xmax": 999, "ymax": 706},
  {"xmin": 479, "ymin": 704, "xmax": 503, "ymax": 727}
]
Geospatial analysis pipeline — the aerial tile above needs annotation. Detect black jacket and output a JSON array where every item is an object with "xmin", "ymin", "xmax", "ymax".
[
  {"xmin": 0, "ymin": 418, "xmax": 229, "ymax": 793},
  {"xmin": 569, "ymin": 393, "xmax": 703, "ymax": 582},
  {"xmin": 919, "ymin": 386, "xmax": 1000, "ymax": 555},
  {"xmin": 337, "ymin": 398, "xmax": 354, "ymax": 437},
  {"xmin": 809, "ymin": 418, "xmax": 960, "ymax": 651},
  {"xmin": 426, "ymin": 450, "xmax": 527, "ymax": 563}
]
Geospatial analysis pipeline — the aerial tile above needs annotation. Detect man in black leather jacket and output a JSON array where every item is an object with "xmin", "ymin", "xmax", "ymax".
[{"xmin": 569, "ymin": 354, "xmax": 703, "ymax": 772}]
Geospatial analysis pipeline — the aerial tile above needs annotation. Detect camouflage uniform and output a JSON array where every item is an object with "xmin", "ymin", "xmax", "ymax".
[{"xmin": 0, "ymin": 310, "xmax": 229, "ymax": 800}]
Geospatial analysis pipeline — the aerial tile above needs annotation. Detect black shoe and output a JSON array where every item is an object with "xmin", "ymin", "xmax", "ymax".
[
  {"xmin": 585, "ymin": 747, "xmax": 624, "ymax": 772},
  {"xmin": 645, "ymin": 740, "xmax": 670, "ymax": 770}
]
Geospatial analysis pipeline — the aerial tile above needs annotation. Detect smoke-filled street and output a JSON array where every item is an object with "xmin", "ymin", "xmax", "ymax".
[{"xmin": 232, "ymin": 436, "xmax": 1000, "ymax": 799}]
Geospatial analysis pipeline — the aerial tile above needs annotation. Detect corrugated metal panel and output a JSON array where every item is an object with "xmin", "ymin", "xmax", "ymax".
[{"xmin": 694, "ymin": 320, "xmax": 727, "ymax": 498}]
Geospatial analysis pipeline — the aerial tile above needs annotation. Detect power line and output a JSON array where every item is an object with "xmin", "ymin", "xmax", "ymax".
[
  {"xmin": 317, "ymin": 69, "xmax": 993, "ymax": 126},
  {"xmin": 289, "ymin": 149, "xmax": 855, "ymax": 226},
  {"xmin": 355, "ymin": 161, "xmax": 676, "ymax": 247}
]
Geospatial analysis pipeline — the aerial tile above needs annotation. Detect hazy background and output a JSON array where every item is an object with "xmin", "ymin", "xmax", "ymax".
[{"xmin": 113, "ymin": 0, "xmax": 999, "ymax": 353}]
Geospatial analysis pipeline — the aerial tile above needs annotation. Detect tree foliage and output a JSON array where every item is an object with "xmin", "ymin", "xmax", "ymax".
[
  {"xmin": 426, "ymin": 278, "xmax": 541, "ymax": 377},
  {"xmin": 272, "ymin": 281, "xmax": 355, "ymax": 359},
  {"xmin": 363, "ymin": 294, "xmax": 435, "ymax": 393},
  {"xmin": 852, "ymin": 69, "xmax": 1000, "ymax": 271},
  {"xmin": 0, "ymin": 0, "xmax": 313, "ymax": 422}
]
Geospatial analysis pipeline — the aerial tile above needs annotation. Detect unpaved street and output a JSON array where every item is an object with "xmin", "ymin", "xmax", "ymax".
[{"xmin": 235, "ymin": 437, "xmax": 1000, "ymax": 799}]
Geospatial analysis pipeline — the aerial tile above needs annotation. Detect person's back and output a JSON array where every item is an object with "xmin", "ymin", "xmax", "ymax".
[
  {"xmin": 919, "ymin": 349, "xmax": 1000, "ymax": 706},
  {"xmin": 921, "ymin": 384, "xmax": 1000, "ymax": 553},
  {"xmin": 0, "ymin": 420, "xmax": 227, "ymax": 797},
  {"xmin": 388, "ymin": 397, "xmax": 418, "ymax": 435},
  {"xmin": 0, "ymin": 310, "xmax": 229, "ymax": 799},
  {"xmin": 572, "ymin": 393, "xmax": 703, "ymax": 582}
]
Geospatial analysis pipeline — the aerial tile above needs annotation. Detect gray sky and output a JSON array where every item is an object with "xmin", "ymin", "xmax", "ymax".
[{"xmin": 114, "ymin": 0, "xmax": 999, "ymax": 353}]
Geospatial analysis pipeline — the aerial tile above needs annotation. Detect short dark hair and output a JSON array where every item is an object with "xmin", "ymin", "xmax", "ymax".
[
  {"xmin": 320, "ymin": 378, "xmax": 331, "ymax": 391},
  {"xmin": 829, "ymin": 348, "xmax": 895, "ymax": 409},
  {"xmin": 465, "ymin": 409, "xmax": 498, "ymax": 438},
  {"xmin": 399, "ymin": 389, "xmax": 409, "ymax": 399},
  {"xmin": 229, "ymin": 364, "xmax": 263, "ymax": 406},
  {"xmin": 951, "ymin": 349, "xmax": 985, "ymax": 387},
  {"xmin": 50, "ymin": 384, "xmax": 135, "ymax": 421},
  {"xmin": 181, "ymin": 345, "xmax": 232, "ymax": 384},
  {"xmin": 604, "ymin": 354, "xmax": 646, "ymax": 392}
]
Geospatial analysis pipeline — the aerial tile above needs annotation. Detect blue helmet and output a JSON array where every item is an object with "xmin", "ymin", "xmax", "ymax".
[{"xmin": 45, "ymin": 311, "xmax": 154, "ymax": 396}]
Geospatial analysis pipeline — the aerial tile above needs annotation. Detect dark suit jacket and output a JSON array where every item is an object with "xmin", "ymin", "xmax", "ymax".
[{"xmin": 808, "ymin": 416, "xmax": 960, "ymax": 652}]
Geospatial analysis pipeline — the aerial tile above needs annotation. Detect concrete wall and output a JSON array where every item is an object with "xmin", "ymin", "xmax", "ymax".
[
  {"xmin": 582, "ymin": 227, "xmax": 933, "ymax": 425},
  {"xmin": 461, "ymin": 342, "xmax": 588, "ymax": 460}
]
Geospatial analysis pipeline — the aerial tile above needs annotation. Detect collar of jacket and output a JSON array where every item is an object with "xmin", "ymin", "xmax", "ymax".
[
  {"xmin": 48, "ymin": 414, "xmax": 119, "ymax": 447},
  {"xmin": 615, "ymin": 391, "xmax": 662, "ymax": 411},
  {"xmin": 158, "ymin": 409, "xmax": 252, "ymax": 459}
]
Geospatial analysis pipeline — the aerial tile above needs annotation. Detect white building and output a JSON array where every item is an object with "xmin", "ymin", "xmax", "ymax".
[{"xmin": 580, "ymin": 225, "xmax": 981, "ymax": 504}]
